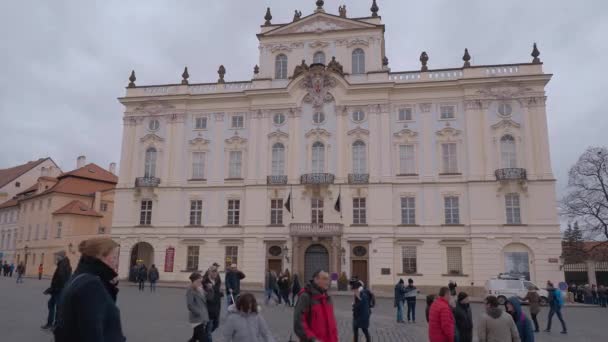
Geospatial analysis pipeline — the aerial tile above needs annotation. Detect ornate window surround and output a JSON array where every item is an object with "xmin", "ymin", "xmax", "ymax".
[
  {"xmin": 436, "ymin": 127, "xmax": 463, "ymax": 175},
  {"xmin": 392, "ymin": 129, "xmax": 419, "ymax": 176},
  {"xmin": 188, "ymin": 138, "xmax": 211, "ymax": 181},
  {"xmin": 268, "ymin": 131, "xmax": 289, "ymax": 176},
  {"xmin": 224, "ymin": 136, "xmax": 248, "ymax": 180},
  {"xmin": 304, "ymin": 128, "xmax": 331, "ymax": 173}
]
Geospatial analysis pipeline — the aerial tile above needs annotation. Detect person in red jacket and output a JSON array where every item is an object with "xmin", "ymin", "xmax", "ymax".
[
  {"xmin": 428, "ymin": 287, "xmax": 455, "ymax": 342},
  {"xmin": 293, "ymin": 270, "xmax": 338, "ymax": 342}
]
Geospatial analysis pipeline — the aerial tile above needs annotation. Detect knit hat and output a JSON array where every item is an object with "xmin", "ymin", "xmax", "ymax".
[
  {"xmin": 408, "ymin": 278, "xmax": 414, "ymax": 284},
  {"xmin": 457, "ymin": 292, "xmax": 469, "ymax": 303}
]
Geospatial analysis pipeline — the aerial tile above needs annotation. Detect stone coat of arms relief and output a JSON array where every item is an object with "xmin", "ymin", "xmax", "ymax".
[{"xmin": 300, "ymin": 65, "xmax": 337, "ymax": 109}]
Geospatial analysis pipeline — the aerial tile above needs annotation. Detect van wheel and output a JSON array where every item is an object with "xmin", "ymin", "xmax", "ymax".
[
  {"xmin": 540, "ymin": 297, "xmax": 549, "ymax": 306},
  {"xmin": 497, "ymin": 296, "xmax": 507, "ymax": 305}
]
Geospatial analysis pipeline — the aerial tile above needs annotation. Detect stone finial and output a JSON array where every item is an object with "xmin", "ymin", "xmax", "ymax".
[
  {"xmin": 181, "ymin": 67, "xmax": 189, "ymax": 85},
  {"xmin": 327, "ymin": 56, "xmax": 344, "ymax": 75},
  {"xmin": 128, "ymin": 70, "xmax": 136, "ymax": 88},
  {"xmin": 420, "ymin": 52, "xmax": 429, "ymax": 72},
  {"xmin": 264, "ymin": 7, "xmax": 272, "ymax": 26},
  {"xmin": 371, "ymin": 0, "xmax": 379, "ymax": 17},
  {"xmin": 293, "ymin": 10, "xmax": 302, "ymax": 22},
  {"xmin": 315, "ymin": 0, "xmax": 325, "ymax": 13},
  {"xmin": 293, "ymin": 59, "xmax": 310, "ymax": 79},
  {"xmin": 218, "ymin": 65, "xmax": 226, "ymax": 84},
  {"xmin": 339, "ymin": 5, "xmax": 347, "ymax": 18},
  {"xmin": 254, "ymin": 65, "xmax": 260, "ymax": 75},
  {"xmin": 382, "ymin": 56, "xmax": 389, "ymax": 67},
  {"xmin": 462, "ymin": 48, "xmax": 471, "ymax": 68},
  {"xmin": 531, "ymin": 43, "xmax": 541, "ymax": 64}
]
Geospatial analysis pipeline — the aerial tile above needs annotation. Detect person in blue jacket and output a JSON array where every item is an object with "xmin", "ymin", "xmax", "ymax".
[
  {"xmin": 352, "ymin": 279, "xmax": 371, "ymax": 342},
  {"xmin": 506, "ymin": 296, "xmax": 535, "ymax": 342}
]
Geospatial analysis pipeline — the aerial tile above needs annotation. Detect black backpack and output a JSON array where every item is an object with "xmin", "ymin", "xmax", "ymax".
[{"xmin": 366, "ymin": 289, "xmax": 376, "ymax": 308}]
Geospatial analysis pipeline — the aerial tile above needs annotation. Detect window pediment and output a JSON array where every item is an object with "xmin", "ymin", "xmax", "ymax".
[
  {"xmin": 268, "ymin": 130, "xmax": 289, "ymax": 141},
  {"xmin": 436, "ymin": 127, "xmax": 462, "ymax": 141},
  {"xmin": 225, "ymin": 135, "xmax": 248, "ymax": 149},
  {"xmin": 305, "ymin": 128, "xmax": 331, "ymax": 139},
  {"xmin": 140, "ymin": 134, "xmax": 164, "ymax": 144},
  {"xmin": 347, "ymin": 127, "xmax": 370, "ymax": 139},
  {"xmin": 393, "ymin": 129, "xmax": 418, "ymax": 142},
  {"xmin": 189, "ymin": 137, "xmax": 211, "ymax": 149},
  {"xmin": 491, "ymin": 119, "xmax": 521, "ymax": 131}
]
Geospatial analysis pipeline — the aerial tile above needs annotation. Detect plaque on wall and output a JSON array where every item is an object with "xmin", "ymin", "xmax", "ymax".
[{"xmin": 381, "ymin": 268, "xmax": 391, "ymax": 275}]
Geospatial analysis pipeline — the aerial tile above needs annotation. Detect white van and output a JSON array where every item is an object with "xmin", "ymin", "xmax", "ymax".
[{"xmin": 485, "ymin": 276, "xmax": 548, "ymax": 306}]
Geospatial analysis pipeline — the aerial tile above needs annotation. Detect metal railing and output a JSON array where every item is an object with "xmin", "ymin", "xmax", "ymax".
[
  {"xmin": 289, "ymin": 223, "xmax": 343, "ymax": 237},
  {"xmin": 300, "ymin": 173, "xmax": 335, "ymax": 185},
  {"xmin": 135, "ymin": 177, "xmax": 161, "ymax": 187},
  {"xmin": 267, "ymin": 175, "xmax": 288, "ymax": 185},
  {"xmin": 495, "ymin": 168, "xmax": 527, "ymax": 181},
  {"xmin": 348, "ymin": 173, "xmax": 369, "ymax": 184}
]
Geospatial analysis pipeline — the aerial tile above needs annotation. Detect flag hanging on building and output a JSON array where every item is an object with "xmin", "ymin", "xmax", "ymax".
[
  {"xmin": 334, "ymin": 193, "xmax": 341, "ymax": 212},
  {"xmin": 284, "ymin": 191, "xmax": 291, "ymax": 213}
]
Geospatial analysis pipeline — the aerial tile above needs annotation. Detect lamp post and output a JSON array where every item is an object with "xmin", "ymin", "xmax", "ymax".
[
  {"xmin": 340, "ymin": 247, "xmax": 346, "ymax": 265},
  {"xmin": 282, "ymin": 245, "xmax": 290, "ymax": 264}
]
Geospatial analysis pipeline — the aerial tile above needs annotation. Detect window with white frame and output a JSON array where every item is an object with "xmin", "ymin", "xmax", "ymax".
[
  {"xmin": 440, "ymin": 105, "xmax": 455, "ymax": 119},
  {"xmin": 400, "ymin": 197, "xmax": 416, "ymax": 225},
  {"xmin": 352, "ymin": 48, "xmax": 365, "ymax": 74},
  {"xmin": 140, "ymin": 200, "xmax": 152, "ymax": 225},
  {"xmin": 398, "ymin": 108, "xmax": 413, "ymax": 121},
  {"xmin": 500, "ymin": 135, "xmax": 517, "ymax": 168},
  {"xmin": 189, "ymin": 200, "xmax": 203, "ymax": 226},
  {"xmin": 275, "ymin": 54, "xmax": 288, "ymax": 79},
  {"xmin": 311, "ymin": 198, "xmax": 324, "ymax": 224},
  {"xmin": 444, "ymin": 196, "xmax": 460, "ymax": 225},
  {"xmin": 192, "ymin": 152, "xmax": 206, "ymax": 179},
  {"xmin": 399, "ymin": 145, "xmax": 416, "ymax": 175},
  {"xmin": 273, "ymin": 113, "xmax": 285, "ymax": 126},
  {"xmin": 144, "ymin": 147, "xmax": 157, "ymax": 178},
  {"xmin": 231, "ymin": 115, "xmax": 244, "ymax": 129},
  {"xmin": 352, "ymin": 141, "xmax": 367, "ymax": 174},
  {"xmin": 505, "ymin": 193, "xmax": 522, "ymax": 224},
  {"xmin": 56, "ymin": 222, "xmax": 62, "ymax": 238},
  {"xmin": 353, "ymin": 198, "xmax": 366, "ymax": 225},
  {"xmin": 446, "ymin": 247, "xmax": 463, "ymax": 275},
  {"xmin": 402, "ymin": 246, "xmax": 417, "ymax": 274},
  {"xmin": 352, "ymin": 110, "xmax": 365, "ymax": 122},
  {"xmin": 100, "ymin": 202, "xmax": 108, "ymax": 212},
  {"xmin": 194, "ymin": 116, "xmax": 207, "ymax": 130},
  {"xmin": 271, "ymin": 143, "xmax": 285, "ymax": 176},
  {"xmin": 270, "ymin": 199, "xmax": 283, "ymax": 225},
  {"xmin": 225, "ymin": 246, "xmax": 239, "ymax": 269},
  {"xmin": 312, "ymin": 142, "xmax": 325, "ymax": 173},
  {"xmin": 228, "ymin": 151, "xmax": 242, "ymax": 178},
  {"xmin": 227, "ymin": 200, "xmax": 240, "ymax": 225},
  {"xmin": 441, "ymin": 143, "xmax": 458, "ymax": 174},
  {"xmin": 313, "ymin": 51, "xmax": 326, "ymax": 64},
  {"xmin": 186, "ymin": 246, "xmax": 200, "ymax": 271}
]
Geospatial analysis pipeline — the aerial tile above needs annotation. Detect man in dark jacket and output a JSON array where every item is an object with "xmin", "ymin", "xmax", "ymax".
[
  {"xmin": 224, "ymin": 264, "xmax": 245, "ymax": 305},
  {"xmin": 137, "ymin": 264, "xmax": 147, "ymax": 292},
  {"xmin": 394, "ymin": 279, "xmax": 406, "ymax": 323},
  {"xmin": 453, "ymin": 292, "xmax": 473, "ymax": 342},
  {"xmin": 293, "ymin": 270, "xmax": 338, "ymax": 342},
  {"xmin": 203, "ymin": 265, "xmax": 223, "ymax": 342},
  {"xmin": 544, "ymin": 281, "xmax": 567, "ymax": 334},
  {"xmin": 41, "ymin": 252, "xmax": 72, "ymax": 330},
  {"xmin": 148, "ymin": 264, "xmax": 159, "ymax": 292},
  {"xmin": 352, "ymin": 279, "xmax": 371, "ymax": 342},
  {"xmin": 405, "ymin": 278, "xmax": 418, "ymax": 323}
]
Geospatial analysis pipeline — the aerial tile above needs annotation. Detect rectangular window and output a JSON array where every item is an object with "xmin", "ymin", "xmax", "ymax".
[
  {"xmin": 140, "ymin": 200, "xmax": 153, "ymax": 225},
  {"xmin": 27, "ymin": 225, "xmax": 31, "ymax": 241},
  {"xmin": 35, "ymin": 224, "xmax": 39, "ymax": 240},
  {"xmin": 100, "ymin": 202, "xmax": 108, "ymax": 212},
  {"xmin": 505, "ymin": 194, "xmax": 522, "ymax": 224},
  {"xmin": 47, "ymin": 198, "xmax": 52, "ymax": 209},
  {"xmin": 189, "ymin": 200, "xmax": 203, "ymax": 226},
  {"xmin": 311, "ymin": 198, "xmax": 324, "ymax": 224},
  {"xmin": 186, "ymin": 246, "xmax": 200, "ymax": 271},
  {"xmin": 441, "ymin": 143, "xmax": 458, "ymax": 173},
  {"xmin": 352, "ymin": 198, "xmax": 367, "ymax": 225},
  {"xmin": 444, "ymin": 196, "xmax": 460, "ymax": 225},
  {"xmin": 19, "ymin": 227, "xmax": 24, "ymax": 241},
  {"xmin": 195, "ymin": 116, "xmax": 207, "ymax": 130},
  {"xmin": 440, "ymin": 105, "xmax": 455, "ymax": 119},
  {"xmin": 402, "ymin": 246, "xmax": 417, "ymax": 274},
  {"xmin": 398, "ymin": 108, "xmax": 413, "ymax": 121},
  {"xmin": 229, "ymin": 151, "xmax": 242, "ymax": 178},
  {"xmin": 447, "ymin": 247, "xmax": 463, "ymax": 275},
  {"xmin": 56, "ymin": 222, "xmax": 62, "ymax": 239},
  {"xmin": 192, "ymin": 152, "xmax": 206, "ymax": 179},
  {"xmin": 270, "ymin": 199, "xmax": 283, "ymax": 225},
  {"xmin": 39, "ymin": 200, "xmax": 43, "ymax": 210},
  {"xmin": 225, "ymin": 246, "xmax": 238, "ymax": 269},
  {"xmin": 400, "ymin": 197, "xmax": 416, "ymax": 225},
  {"xmin": 43, "ymin": 223, "xmax": 48, "ymax": 240},
  {"xmin": 231, "ymin": 115, "xmax": 244, "ymax": 129},
  {"xmin": 399, "ymin": 145, "xmax": 416, "ymax": 175},
  {"xmin": 227, "ymin": 200, "xmax": 240, "ymax": 225}
]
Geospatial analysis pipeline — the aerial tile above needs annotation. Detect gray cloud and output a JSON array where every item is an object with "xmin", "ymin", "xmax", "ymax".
[{"xmin": 0, "ymin": 0, "xmax": 606, "ymax": 195}]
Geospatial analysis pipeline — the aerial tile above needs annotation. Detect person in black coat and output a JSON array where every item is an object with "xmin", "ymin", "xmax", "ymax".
[
  {"xmin": 453, "ymin": 292, "xmax": 473, "ymax": 342},
  {"xmin": 148, "ymin": 264, "xmax": 159, "ymax": 292},
  {"xmin": 53, "ymin": 238, "xmax": 125, "ymax": 342},
  {"xmin": 203, "ymin": 265, "xmax": 223, "ymax": 342},
  {"xmin": 224, "ymin": 264, "xmax": 245, "ymax": 305},
  {"xmin": 137, "ymin": 264, "xmax": 148, "ymax": 292},
  {"xmin": 351, "ymin": 280, "xmax": 371, "ymax": 342},
  {"xmin": 41, "ymin": 251, "xmax": 72, "ymax": 330},
  {"xmin": 291, "ymin": 274, "xmax": 301, "ymax": 307}
]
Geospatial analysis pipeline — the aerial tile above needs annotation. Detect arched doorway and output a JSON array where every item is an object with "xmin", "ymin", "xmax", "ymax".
[
  {"xmin": 130, "ymin": 242, "xmax": 154, "ymax": 282},
  {"xmin": 502, "ymin": 243, "xmax": 533, "ymax": 281},
  {"xmin": 304, "ymin": 244, "xmax": 329, "ymax": 282}
]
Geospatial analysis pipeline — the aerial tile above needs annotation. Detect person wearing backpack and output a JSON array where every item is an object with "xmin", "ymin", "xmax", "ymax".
[
  {"xmin": 293, "ymin": 270, "xmax": 338, "ymax": 342},
  {"xmin": 506, "ymin": 297, "xmax": 534, "ymax": 342},
  {"xmin": 544, "ymin": 281, "xmax": 567, "ymax": 334},
  {"xmin": 351, "ymin": 279, "xmax": 371, "ymax": 342}
]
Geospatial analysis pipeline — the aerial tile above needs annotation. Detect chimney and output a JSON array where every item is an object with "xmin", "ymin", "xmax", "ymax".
[
  {"xmin": 109, "ymin": 162, "xmax": 117, "ymax": 175},
  {"xmin": 77, "ymin": 155, "xmax": 86, "ymax": 169}
]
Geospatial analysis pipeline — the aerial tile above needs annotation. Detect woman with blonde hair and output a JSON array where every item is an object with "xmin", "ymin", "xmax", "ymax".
[{"xmin": 53, "ymin": 237, "xmax": 126, "ymax": 342}]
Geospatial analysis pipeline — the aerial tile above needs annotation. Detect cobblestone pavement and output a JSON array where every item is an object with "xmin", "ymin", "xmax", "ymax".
[{"xmin": 1, "ymin": 276, "xmax": 606, "ymax": 341}]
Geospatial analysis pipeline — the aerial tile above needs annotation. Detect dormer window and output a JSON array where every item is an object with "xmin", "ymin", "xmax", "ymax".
[
  {"xmin": 275, "ymin": 54, "xmax": 288, "ymax": 79},
  {"xmin": 313, "ymin": 51, "xmax": 326, "ymax": 65},
  {"xmin": 352, "ymin": 49, "xmax": 365, "ymax": 74}
]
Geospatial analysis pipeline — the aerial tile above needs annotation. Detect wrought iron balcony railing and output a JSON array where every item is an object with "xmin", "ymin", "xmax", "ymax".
[
  {"xmin": 289, "ymin": 223, "xmax": 344, "ymax": 237},
  {"xmin": 267, "ymin": 175, "xmax": 288, "ymax": 185},
  {"xmin": 300, "ymin": 173, "xmax": 335, "ymax": 185},
  {"xmin": 135, "ymin": 177, "xmax": 161, "ymax": 187},
  {"xmin": 348, "ymin": 173, "xmax": 369, "ymax": 184},
  {"xmin": 495, "ymin": 168, "xmax": 527, "ymax": 181}
]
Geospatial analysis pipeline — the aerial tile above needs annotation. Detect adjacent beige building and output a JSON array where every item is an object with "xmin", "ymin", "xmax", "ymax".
[{"xmin": 112, "ymin": 2, "xmax": 563, "ymax": 294}]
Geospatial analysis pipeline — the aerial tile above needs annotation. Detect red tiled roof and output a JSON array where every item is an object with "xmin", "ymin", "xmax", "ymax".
[
  {"xmin": 0, "ymin": 158, "xmax": 51, "ymax": 188},
  {"xmin": 42, "ymin": 177, "xmax": 115, "ymax": 197},
  {"xmin": 0, "ymin": 199, "xmax": 18, "ymax": 209},
  {"xmin": 59, "ymin": 163, "xmax": 117, "ymax": 184},
  {"xmin": 15, "ymin": 183, "xmax": 39, "ymax": 196},
  {"xmin": 53, "ymin": 200, "xmax": 102, "ymax": 217}
]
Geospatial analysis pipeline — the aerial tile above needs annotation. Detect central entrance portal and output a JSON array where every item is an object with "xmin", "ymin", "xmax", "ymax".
[{"xmin": 304, "ymin": 244, "xmax": 329, "ymax": 282}]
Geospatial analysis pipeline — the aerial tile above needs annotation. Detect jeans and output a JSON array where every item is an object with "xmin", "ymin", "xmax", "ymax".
[
  {"xmin": 38, "ymin": 273, "xmax": 42, "ymax": 280},
  {"xmin": 16, "ymin": 273, "xmax": 23, "ymax": 283},
  {"xmin": 46, "ymin": 294, "xmax": 58, "ymax": 327},
  {"xmin": 280, "ymin": 291, "xmax": 291, "ymax": 306},
  {"xmin": 531, "ymin": 312, "xmax": 539, "ymax": 331},
  {"xmin": 396, "ymin": 300, "xmax": 404, "ymax": 322},
  {"xmin": 546, "ymin": 307, "xmax": 567, "ymax": 332},
  {"xmin": 189, "ymin": 323, "xmax": 208, "ymax": 342},
  {"xmin": 265, "ymin": 289, "xmax": 277, "ymax": 304},
  {"xmin": 206, "ymin": 320, "xmax": 218, "ymax": 342},
  {"xmin": 407, "ymin": 300, "xmax": 416, "ymax": 322},
  {"xmin": 291, "ymin": 293, "xmax": 299, "ymax": 306},
  {"xmin": 353, "ymin": 323, "xmax": 371, "ymax": 342},
  {"xmin": 600, "ymin": 297, "xmax": 607, "ymax": 307},
  {"xmin": 150, "ymin": 281, "xmax": 156, "ymax": 292}
]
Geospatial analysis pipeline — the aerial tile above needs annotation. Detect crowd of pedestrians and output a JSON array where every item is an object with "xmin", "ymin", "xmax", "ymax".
[
  {"xmin": 567, "ymin": 282, "xmax": 608, "ymax": 307},
  {"xmin": 1, "ymin": 261, "xmax": 15, "ymax": 277}
]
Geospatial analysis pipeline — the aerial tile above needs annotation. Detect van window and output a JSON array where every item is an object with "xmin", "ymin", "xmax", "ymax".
[{"xmin": 505, "ymin": 280, "xmax": 523, "ymax": 289}]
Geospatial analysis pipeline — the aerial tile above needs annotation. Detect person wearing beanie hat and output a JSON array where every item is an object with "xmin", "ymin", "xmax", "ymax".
[
  {"xmin": 394, "ymin": 278, "xmax": 407, "ymax": 323},
  {"xmin": 453, "ymin": 292, "xmax": 473, "ymax": 342},
  {"xmin": 186, "ymin": 271, "xmax": 213, "ymax": 342},
  {"xmin": 404, "ymin": 278, "xmax": 418, "ymax": 323}
]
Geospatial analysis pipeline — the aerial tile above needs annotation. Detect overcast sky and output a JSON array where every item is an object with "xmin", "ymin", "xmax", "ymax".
[{"xmin": 0, "ymin": 0, "xmax": 606, "ymax": 195}]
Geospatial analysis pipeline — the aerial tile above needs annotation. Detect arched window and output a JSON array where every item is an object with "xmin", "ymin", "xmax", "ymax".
[
  {"xmin": 144, "ymin": 147, "xmax": 157, "ymax": 178},
  {"xmin": 312, "ymin": 142, "xmax": 325, "ymax": 173},
  {"xmin": 352, "ymin": 48, "xmax": 365, "ymax": 74},
  {"xmin": 352, "ymin": 141, "xmax": 367, "ymax": 174},
  {"xmin": 313, "ymin": 51, "xmax": 326, "ymax": 65},
  {"xmin": 275, "ymin": 54, "xmax": 288, "ymax": 79},
  {"xmin": 500, "ymin": 135, "xmax": 517, "ymax": 168},
  {"xmin": 271, "ymin": 143, "xmax": 285, "ymax": 176}
]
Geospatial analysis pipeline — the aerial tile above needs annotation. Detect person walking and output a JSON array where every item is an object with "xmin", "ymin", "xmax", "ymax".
[
  {"xmin": 394, "ymin": 279, "xmax": 406, "ymax": 323},
  {"xmin": 15, "ymin": 261, "xmax": 25, "ymax": 283},
  {"xmin": 148, "ymin": 264, "xmax": 159, "ymax": 292},
  {"xmin": 137, "ymin": 264, "xmax": 148, "ymax": 292},
  {"xmin": 426, "ymin": 294, "xmax": 436, "ymax": 323},
  {"xmin": 2, "ymin": 261, "xmax": 8, "ymax": 276},
  {"xmin": 522, "ymin": 287, "xmax": 541, "ymax": 332},
  {"xmin": 293, "ymin": 270, "xmax": 339, "ymax": 342},
  {"xmin": 591, "ymin": 285, "xmax": 598, "ymax": 305},
  {"xmin": 428, "ymin": 287, "xmax": 455, "ymax": 342},
  {"xmin": 222, "ymin": 293, "xmax": 275, "ymax": 342},
  {"xmin": 598, "ymin": 285, "xmax": 607, "ymax": 308},
  {"xmin": 544, "ymin": 281, "xmax": 567, "ymax": 334},
  {"xmin": 478, "ymin": 295, "xmax": 520, "ymax": 342},
  {"xmin": 38, "ymin": 263, "xmax": 44, "ymax": 280},
  {"xmin": 186, "ymin": 271, "xmax": 213, "ymax": 342},
  {"xmin": 405, "ymin": 278, "xmax": 418, "ymax": 323},
  {"xmin": 453, "ymin": 292, "xmax": 473, "ymax": 342},
  {"xmin": 203, "ymin": 265, "xmax": 223, "ymax": 342},
  {"xmin": 9, "ymin": 262, "xmax": 14, "ymax": 277},
  {"xmin": 291, "ymin": 274, "xmax": 301, "ymax": 307},
  {"xmin": 351, "ymin": 279, "xmax": 372, "ymax": 342},
  {"xmin": 225, "ymin": 264, "xmax": 245, "ymax": 306},
  {"xmin": 41, "ymin": 251, "xmax": 72, "ymax": 330},
  {"xmin": 53, "ymin": 238, "xmax": 125, "ymax": 342},
  {"xmin": 506, "ymin": 297, "xmax": 534, "ymax": 342},
  {"xmin": 278, "ymin": 272, "xmax": 291, "ymax": 306},
  {"xmin": 448, "ymin": 281, "xmax": 457, "ymax": 296},
  {"xmin": 264, "ymin": 270, "xmax": 279, "ymax": 305}
]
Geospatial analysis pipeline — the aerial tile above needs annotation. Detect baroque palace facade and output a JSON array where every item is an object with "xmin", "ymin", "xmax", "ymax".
[{"xmin": 112, "ymin": 1, "xmax": 563, "ymax": 293}]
